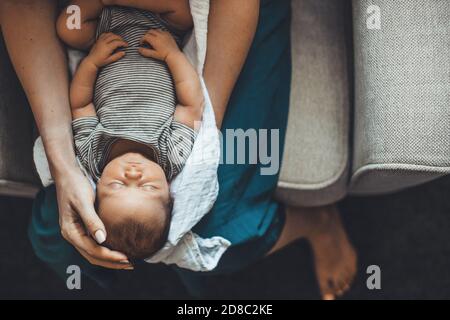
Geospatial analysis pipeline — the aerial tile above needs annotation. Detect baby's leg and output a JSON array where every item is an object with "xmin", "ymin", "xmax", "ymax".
[
  {"xmin": 162, "ymin": 0, "xmax": 193, "ymax": 31},
  {"xmin": 104, "ymin": 0, "xmax": 193, "ymax": 30},
  {"xmin": 57, "ymin": 0, "xmax": 104, "ymax": 50}
]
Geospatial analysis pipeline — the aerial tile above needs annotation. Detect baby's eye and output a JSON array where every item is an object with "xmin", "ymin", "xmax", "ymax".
[
  {"xmin": 141, "ymin": 184, "xmax": 156, "ymax": 191},
  {"xmin": 109, "ymin": 182, "xmax": 125, "ymax": 189}
]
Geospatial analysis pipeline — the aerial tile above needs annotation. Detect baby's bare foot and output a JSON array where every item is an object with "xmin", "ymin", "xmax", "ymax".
[{"xmin": 305, "ymin": 206, "xmax": 357, "ymax": 300}]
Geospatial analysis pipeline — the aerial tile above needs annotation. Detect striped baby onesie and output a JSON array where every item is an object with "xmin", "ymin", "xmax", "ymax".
[{"xmin": 72, "ymin": 6, "xmax": 196, "ymax": 182}]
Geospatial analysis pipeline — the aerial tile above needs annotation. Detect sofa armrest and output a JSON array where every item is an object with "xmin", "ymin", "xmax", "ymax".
[
  {"xmin": 0, "ymin": 34, "xmax": 40, "ymax": 198},
  {"xmin": 350, "ymin": 0, "xmax": 450, "ymax": 195},
  {"xmin": 276, "ymin": 0, "xmax": 352, "ymax": 207}
]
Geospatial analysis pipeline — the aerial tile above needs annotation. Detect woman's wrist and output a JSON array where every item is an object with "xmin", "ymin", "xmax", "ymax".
[
  {"xmin": 50, "ymin": 155, "xmax": 81, "ymax": 183},
  {"xmin": 42, "ymin": 132, "xmax": 80, "ymax": 182}
]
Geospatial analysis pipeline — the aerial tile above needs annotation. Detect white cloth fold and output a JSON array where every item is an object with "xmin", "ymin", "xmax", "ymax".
[{"xmin": 33, "ymin": 0, "xmax": 230, "ymax": 272}]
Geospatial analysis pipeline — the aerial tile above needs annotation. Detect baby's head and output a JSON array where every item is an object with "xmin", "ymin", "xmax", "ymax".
[{"xmin": 96, "ymin": 152, "xmax": 172, "ymax": 260}]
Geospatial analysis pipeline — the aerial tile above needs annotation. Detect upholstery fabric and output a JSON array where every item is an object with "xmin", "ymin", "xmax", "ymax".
[
  {"xmin": 0, "ymin": 34, "xmax": 39, "ymax": 198},
  {"xmin": 277, "ymin": 0, "xmax": 352, "ymax": 206},
  {"xmin": 350, "ymin": 0, "xmax": 450, "ymax": 194}
]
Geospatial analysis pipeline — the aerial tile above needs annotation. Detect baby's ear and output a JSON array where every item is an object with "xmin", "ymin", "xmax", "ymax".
[{"xmin": 167, "ymin": 194, "xmax": 174, "ymax": 216}]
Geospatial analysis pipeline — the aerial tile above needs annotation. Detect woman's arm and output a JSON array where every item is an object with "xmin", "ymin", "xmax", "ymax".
[
  {"xmin": 204, "ymin": 0, "xmax": 260, "ymax": 128},
  {"xmin": 0, "ymin": 0, "xmax": 132, "ymax": 270}
]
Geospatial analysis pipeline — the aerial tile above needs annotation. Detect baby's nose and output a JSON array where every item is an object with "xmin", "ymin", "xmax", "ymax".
[{"xmin": 125, "ymin": 168, "xmax": 143, "ymax": 179}]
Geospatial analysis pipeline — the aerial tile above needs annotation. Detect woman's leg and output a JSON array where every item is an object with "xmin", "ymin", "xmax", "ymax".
[
  {"xmin": 267, "ymin": 205, "xmax": 358, "ymax": 300},
  {"xmin": 176, "ymin": 0, "xmax": 356, "ymax": 300},
  {"xmin": 174, "ymin": 0, "xmax": 293, "ymax": 298}
]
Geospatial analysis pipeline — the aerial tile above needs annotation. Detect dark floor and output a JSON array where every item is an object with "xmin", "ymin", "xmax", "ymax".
[{"xmin": 2, "ymin": 176, "xmax": 450, "ymax": 300}]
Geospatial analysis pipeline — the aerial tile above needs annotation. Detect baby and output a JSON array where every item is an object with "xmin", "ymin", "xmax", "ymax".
[{"xmin": 57, "ymin": 0, "xmax": 204, "ymax": 260}]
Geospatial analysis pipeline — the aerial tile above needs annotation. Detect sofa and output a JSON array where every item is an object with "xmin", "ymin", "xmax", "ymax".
[
  {"xmin": 1, "ymin": 0, "xmax": 449, "ymax": 206},
  {"xmin": 277, "ymin": 0, "xmax": 450, "ymax": 206}
]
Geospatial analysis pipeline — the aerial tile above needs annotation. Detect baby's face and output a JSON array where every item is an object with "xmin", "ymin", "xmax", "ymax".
[{"xmin": 97, "ymin": 152, "xmax": 170, "ymax": 226}]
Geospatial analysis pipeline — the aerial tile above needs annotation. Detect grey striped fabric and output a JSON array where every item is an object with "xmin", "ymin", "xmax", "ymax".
[{"xmin": 72, "ymin": 6, "xmax": 195, "ymax": 182}]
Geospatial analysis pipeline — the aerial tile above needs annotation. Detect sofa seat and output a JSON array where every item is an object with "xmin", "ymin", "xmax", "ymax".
[
  {"xmin": 0, "ymin": 35, "xmax": 40, "ymax": 198},
  {"xmin": 276, "ymin": 0, "xmax": 352, "ymax": 207}
]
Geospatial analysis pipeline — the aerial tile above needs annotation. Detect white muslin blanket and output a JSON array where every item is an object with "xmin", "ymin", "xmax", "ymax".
[{"xmin": 33, "ymin": 0, "xmax": 231, "ymax": 272}]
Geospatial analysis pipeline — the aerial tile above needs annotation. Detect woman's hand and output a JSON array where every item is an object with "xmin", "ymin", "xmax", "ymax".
[
  {"xmin": 86, "ymin": 33, "xmax": 128, "ymax": 68},
  {"xmin": 55, "ymin": 168, "xmax": 134, "ymax": 270},
  {"xmin": 139, "ymin": 29, "xmax": 180, "ymax": 62},
  {"xmin": 0, "ymin": 0, "xmax": 132, "ymax": 271}
]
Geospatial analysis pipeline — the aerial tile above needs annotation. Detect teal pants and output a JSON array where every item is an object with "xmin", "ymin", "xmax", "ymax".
[{"xmin": 29, "ymin": 0, "xmax": 292, "ymax": 295}]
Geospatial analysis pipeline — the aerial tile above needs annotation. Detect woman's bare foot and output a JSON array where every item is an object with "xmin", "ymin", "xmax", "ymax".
[
  {"xmin": 268, "ymin": 204, "xmax": 357, "ymax": 300},
  {"xmin": 304, "ymin": 205, "xmax": 357, "ymax": 300}
]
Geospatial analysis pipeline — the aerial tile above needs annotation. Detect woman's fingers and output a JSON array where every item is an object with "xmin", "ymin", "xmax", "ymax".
[
  {"xmin": 62, "ymin": 219, "xmax": 132, "ymax": 269},
  {"xmin": 61, "ymin": 212, "xmax": 129, "ymax": 263},
  {"xmin": 75, "ymin": 200, "xmax": 107, "ymax": 244},
  {"xmin": 69, "ymin": 228, "xmax": 129, "ymax": 263},
  {"xmin": 78, "ymin": 248, "xmax": 134, "ymax": 270}
]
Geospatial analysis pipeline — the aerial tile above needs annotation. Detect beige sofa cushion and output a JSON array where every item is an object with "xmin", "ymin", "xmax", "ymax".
[
  {"xmin": 349, "ymin": 0, "xmax": 450, "ymax": 195},
  {"xmin": 276, "ymin": 0, "xmax": 351, "ymax": 207}
]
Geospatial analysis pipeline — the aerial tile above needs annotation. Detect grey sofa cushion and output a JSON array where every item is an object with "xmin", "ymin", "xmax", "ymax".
[
  {"xmin": 0, "ymin": 34, "xmax": 40, "ymax": 198},
  {"xmin": 276, "ymin": 0, "xmax": 352, "ymax": 207},
  {"xmin": 350, "ymin": 0, "xmax": 450, "ymax": 195}
]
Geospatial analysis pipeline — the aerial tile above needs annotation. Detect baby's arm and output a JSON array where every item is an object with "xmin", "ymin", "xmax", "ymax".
[
  {"xmin": 57, "ymin": 0, "xmax": 105, "ymax": 50},
  {"xmin": 140, "ymin": 30, "xmax": 204, "ymax": 129},
  {"xmin": 71, "ymin": 33, "xmax": 128, "ymax": 119},
  {"xmin": 103, "ymin": 0, "xmax": 192, "ymax": 30}
]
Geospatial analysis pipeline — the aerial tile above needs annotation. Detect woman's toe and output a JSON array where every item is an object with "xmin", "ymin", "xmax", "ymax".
[
  {"xmin": 320, "ymin": 278, "xmax": 336, "ymax": 300},
  {"xmin": 323, "ymin": 293, "xmax": 335, "ymax": 301},
  {"xmin": 335, "ymin": 280, "xmax": 347, "ymax": 297}
]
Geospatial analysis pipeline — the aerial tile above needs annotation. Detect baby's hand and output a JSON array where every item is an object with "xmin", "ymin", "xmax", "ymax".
[
  {"xmin": 139, "ymin": 29, "xmax": 180, "ymax": 62},
  {"xmin": 87, "ymin": 33, "xmax": 128, "ymax": 68}
]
